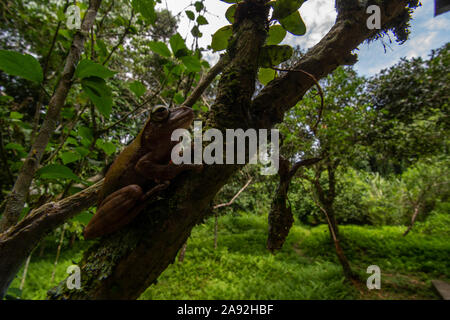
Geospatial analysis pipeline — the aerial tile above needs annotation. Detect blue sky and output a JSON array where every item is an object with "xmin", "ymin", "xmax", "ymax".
[
  {"xmin": 355, "ymin": 0, "xmax": 450, "ymax": 76},
  {"xmin": 161, "ymin": 0, "xmax": 449, "ymax": 77}
]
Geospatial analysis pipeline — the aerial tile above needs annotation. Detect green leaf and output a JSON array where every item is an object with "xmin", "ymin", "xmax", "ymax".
[
  {"xmin": 5, "ymin": 287, "xmax": 22, "ymax": 299},
  {"xmin": 0, "ymin": 50, "xmax": 43, "ymax": 83},
  {"xmin": 132, "ymin": 0, "xmax": 156, "ymax": 25},
  {"xmin": 191, "ymin": 26, "xmax": 202, "ymax": 38},
  {"xmin": 211, "ymin": 25, "xmax": 233, "ymax": 52},
  {"xmin": 173, "ymin": 92, "xmax": 185, "ymax": 104},
  {"xmin": 60, "ymin": 151, "xmax": 82, "ymax": 165},
  {"xmin": 170, "ymin": 33, "xmax": 189, "ymax": 58},
  {"xmin": 149, "ymin": 41, "xmax": 172, "ymax": 58},
  {"xmin": 75, "ymin": 59, "xmax": 116, "ymax": 79},
  {"xmin": 0, "ymin": 95, "xmax": 13, "ymax": 103},
  {"xmin": 78, "ymin": 126, "xmax": 93, "ymax": 142},
  {"xmin": 181, "ymin": 56, "xmax": 202, "ymax": 72},
  {"xmin": 5, "ymin": 142, "xmax": 25, "ymax": 152},
  {"xmin": 96, "ymin": 140, "xmax": 116, "ymax": 155},
  {"xmin": 96, "ymin": 39, "xmax": 108, "ymax": 57},
  {"xmin": 185, "ymin": 10, "xmax": 195, "ymax": 20},
  {"xmin": 220, "ymin": 0, "xmax": 238, "ymax": 3},
  {"xmin": 258, "ymin": 45, "xmax": 293, "ymax": 67},
  {"xmin": 194, "ymin": 1, "xmax": 204, "ymax": 12},
  {"xmin": 258, "ymin": 68, "xmax": 277, "ymax": 85},
  {"xmin": 266, "ymin": 25, "xmax": 287, "ymax": 45},
  {"xmin": 10, "ymin": 111, "xmax": 24, "ymax": 119},
  {"xmin": 37, "ymin": 164, "xmax": 80, "ymax": 181},
  {"xmin": 272, "ymin": 0, "xmax": 304, "ymax": 20},
  {"xmin": 129, "ymin": 80, "xmax": 146, "ymax": 98},
  {"xmin": 72, "ymin": 211, "xmax": 93, "ymax": 225},
  {"xmin": 225, "ymin": 4, "xmax": 237, "ymax": 24},
  {"xmin": 279, "ymin": 11, "xmax": 306, "ymax": 36},
  {"xmin": 81, "ymin": 77, "xmax": 113, "ymax": 118},
  {"xmin": 197, "ymin": 15, "xmax": 208, "ymax": 25},
  {"xmin": 75, "ymin": 147, "xmax": 89, "ymax": 157}
]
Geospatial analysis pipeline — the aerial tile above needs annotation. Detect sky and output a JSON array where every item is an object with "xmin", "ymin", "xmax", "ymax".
[{"xmin": 157, "ymin": 0, "xmax": 450, "ymax": 77}]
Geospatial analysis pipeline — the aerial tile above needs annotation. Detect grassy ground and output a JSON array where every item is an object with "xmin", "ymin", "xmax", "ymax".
[{"xmin": 7, "ymin": 213, "xmax": 449, "ymax": 300}]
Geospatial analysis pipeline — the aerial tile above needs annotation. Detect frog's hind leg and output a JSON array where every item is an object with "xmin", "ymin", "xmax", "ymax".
[
  {"xmin": 84, "ymin": 185, "xmax": 143, "ymax": 239},
  {"xmin": 141, "ymin": 181, "xmax": 170, "ymax": 201}
]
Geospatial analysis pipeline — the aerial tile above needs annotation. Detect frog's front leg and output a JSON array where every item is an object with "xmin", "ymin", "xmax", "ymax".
[
  {"xmin": 135, "ymin": 152, "xmax": 202, "ymax": 182},
  {"xmin": 84, "ymin": 184, "xmax": 144, "ymax": 239}
]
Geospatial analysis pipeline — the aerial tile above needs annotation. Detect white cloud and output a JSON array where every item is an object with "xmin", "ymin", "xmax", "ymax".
[
  {"xmin": 283, "ymin": 0, "xmax": 336, "ymax": 49},
  {"xmin": 160, "ymin": 0, "xmax": 449, "ymax": 76},
  {"xmin": 159, "ymin": 0, "xmax": 336, "ymax": 61},
  {"xmin": 406, "ymin": 32, "xmax": 438, "ymax": 58}
]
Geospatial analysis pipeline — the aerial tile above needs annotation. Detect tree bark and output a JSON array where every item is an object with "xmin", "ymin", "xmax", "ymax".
[
  {"xmin": 403, "ymin": 205, "xmax": 420, "ymax": 236},
  {"xmin": 177, "ymin": 241, "xmax": 188, "ymax": 263},
  {"xmin": 267, "ymin": 157, "xmax": 321, "ymax": 252},
  {"xmin": 312, "ymin": 164, "xmax": 356, "ymax": 281},
  {"xmin": 50, "ymin": 224, "xmax": 67, "ymax": 283},
  {"xmin": 0, "ymin": 181, "xmax": 103, "ymax": 298},
  {"xmin": 0, "ymin": 0, "xmax": 103, "ymax": 232}
]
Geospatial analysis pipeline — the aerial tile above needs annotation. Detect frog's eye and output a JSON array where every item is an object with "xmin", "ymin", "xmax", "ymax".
[{"xmin": 151, "ymin": 105, "xmax": 169, "ymax": 122}]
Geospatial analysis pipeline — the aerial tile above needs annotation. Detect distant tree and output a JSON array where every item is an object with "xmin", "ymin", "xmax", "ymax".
[{"xmin": 362, "ymin": 43, "xmax": 449, "ymax": 174}]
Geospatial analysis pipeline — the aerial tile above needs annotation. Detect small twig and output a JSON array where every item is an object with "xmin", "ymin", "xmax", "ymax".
[
  {"xmin": 19, "ymin": 252, "xmax": 33, "ymax": 291},
  {"xmin": 272, "ymin": 67, "xmax": 324, "ymax": 134},
  {"xmin": 183, "ymin": 55, "xmax": 229, "ymax": 109},
  {"xmin": 97, "ymin": 0, "xmax": 115, "ymax": 34},
  {"xmin": 102, "ymin": 9, "xmax": 134, "ymax": 65},
  {"xmin": 98, "ymin": 86, "xmax": 164, "ymax": 135},
  {"xmin": 50, "ymin": 223, "xmax": 67, "ymax": 283},
  {"xmin": 213, "ymin": 178, "xmax": 253, "ymax": 210},
  {"xmin": 44, "ymin": 104, "xmax": 89, "ymax": 165},
  {"xmin": 214, "ymin": 212, "xmax": 219, "ymax": 249}
]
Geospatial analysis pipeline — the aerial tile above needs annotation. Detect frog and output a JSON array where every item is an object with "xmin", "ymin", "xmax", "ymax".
[{"xmin": 83, "ymin": 105, "xmax": 202, "ymax": 239}]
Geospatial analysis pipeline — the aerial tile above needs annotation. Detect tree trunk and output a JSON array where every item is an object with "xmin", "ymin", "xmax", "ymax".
[
  {"xmin": 178, "ymin": 241, "xmax": 188, "ymax": 263},
  {"xmin": 403, "ymin": 205, "xmax": 420, "ymax": 236},
  {"xmin": 19, "ymin": 253, "xmax": 32, "ymax": 292},
  {"xmin": 322, "ymin": 204, "xmax": 355, "ymax": 281},
  {"xmin": 313, "ymin": 164, "xmax": 356, "ymax": 281},
  {"xmin": 50, "ymin": 224, "xmax": 66, "ymax": 283},
  {"xmin": 214, "ymin": 213, "xmax": 219, "ymax": 250},
  {"xmin": 267, "ymin": 158, "xmax": 321, "ymax": 252}
]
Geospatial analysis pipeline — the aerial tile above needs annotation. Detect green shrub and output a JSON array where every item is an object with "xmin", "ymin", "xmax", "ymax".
[{"xmin": 301, "ymin": 224, "xmax": 450, "ymax": 277}]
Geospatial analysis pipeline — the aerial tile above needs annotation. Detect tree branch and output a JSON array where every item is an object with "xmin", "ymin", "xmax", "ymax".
[
  {"xmin": 213, "ymin": 178, "xmax": 252, "ymax": 210},
  {"xmin": 0, "ymin": 0, "xmax": 103, "ymax": 232},
  {"xmin": 182, "ymin": 54, "xmax": 229, "ymax": 109},
  {"xmin": 102, "ymin": 9, "xmax": 134, "ymax": 65},
  {"xmin": 251, "ymin": 0, "xmax": 412, "ymax": 128},
  {"xmin": 267, "ymin": 157, "xmax": 321, "ymax": 252},
  {"xmin": 0, "ymin": 180, "xmax": 103, "ymax": 298}
]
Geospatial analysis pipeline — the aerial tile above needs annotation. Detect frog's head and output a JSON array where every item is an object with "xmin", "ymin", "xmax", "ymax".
[{"xmin": 143, "ymin": 105, "xmax": 194, "ymax": 142}]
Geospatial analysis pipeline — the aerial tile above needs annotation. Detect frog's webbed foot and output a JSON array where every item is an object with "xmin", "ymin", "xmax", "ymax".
[
  {"xmin": 84, "ymin": 185, "xmax": 143, "ymax": 239},
  {"xmin": 141, "ymin": 181, "xmax": 170, "ymax": 201}
]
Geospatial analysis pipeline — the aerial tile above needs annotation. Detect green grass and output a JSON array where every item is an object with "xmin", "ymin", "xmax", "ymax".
[
  {"xmin": 141, "ymin": 214, "xmax": 355, "ymax": 300},
  {"xmin": 7, "ymin": 241, "xmax": 86, "ymax": 300},
  {"xmin": 7, "ymin": 212, "xmax": 449, "ymax": 300},
  {"xmin": 301, "ymin": 224, "xmax": 450, "ymax": 278}
]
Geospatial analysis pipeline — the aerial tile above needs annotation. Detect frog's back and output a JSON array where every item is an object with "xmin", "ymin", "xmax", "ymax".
[{"xmin": 98, "ymin": 133, "xmax": 144, "ymax": 205}]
